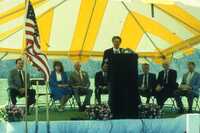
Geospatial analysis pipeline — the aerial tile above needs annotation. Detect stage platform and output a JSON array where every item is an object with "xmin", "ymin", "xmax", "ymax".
[{"xmin": 0, "ymin": 114, "xmax": 199, "ymax": 133}]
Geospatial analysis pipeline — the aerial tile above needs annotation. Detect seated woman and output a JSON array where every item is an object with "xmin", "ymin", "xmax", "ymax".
[{"xmin": 49, "ymin": 61, "xmax": 72, "ymax": 111}]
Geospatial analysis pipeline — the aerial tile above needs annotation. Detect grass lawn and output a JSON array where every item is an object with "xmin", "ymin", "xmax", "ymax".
[{"xmin": 27, "ymin": 108, "xmax": 88, "ymax": 121}]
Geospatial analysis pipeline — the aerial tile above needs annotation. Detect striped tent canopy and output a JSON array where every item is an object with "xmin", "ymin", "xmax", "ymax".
[{"xmin": 1, "ymin": 0, "xmax": 200, "ymax": 63}]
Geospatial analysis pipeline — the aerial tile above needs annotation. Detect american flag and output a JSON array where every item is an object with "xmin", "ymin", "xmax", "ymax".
[{"xmin": 25, "ymin": 1, "xmax": 50, "ymax": 81}]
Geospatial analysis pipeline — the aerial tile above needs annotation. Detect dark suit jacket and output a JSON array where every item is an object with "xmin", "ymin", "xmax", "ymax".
[
  {"xmin": 102, "ymin": 48, "xmax": 124, "ymax": 66},
  {"xmin": 49, "ymin": 71, "xmax": 69, "ymax": 89},
  {"xmin": 8, "ymin": 68, "xmax": 30, "ymax": 90},
  {"xmin": 95, "ymin": 71, "xmax": 108, "ymax": 88},
  {"xmin": 138, "ymin": 73, "xmax": 156, "ymax": 92},
  {"xmin": 157, "ymin": 69, "xmax": 177, "ymax": 91}
]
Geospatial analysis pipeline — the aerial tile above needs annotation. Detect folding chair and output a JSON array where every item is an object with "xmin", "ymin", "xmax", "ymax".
[
  {"xmin": 7, "ymin": 88, "xmax": 35, "ymax": 113},
  {"xmin": 48, "ymin": 93, "xmax": 57, "ymax": 111},
  {"xmin": 31, "ymin": 78, "xmax": 50, "ymax": 108},
  {"xmin": 68, "ymin": 96, "xmax": 77, "ymax": 109},
  {"xmin": 149, "ymin": 96, "xmax": 157, "ymax": 104},
  {"xmin": 7, "ymin": 89, "xmax": 12, "ymax": 106},
  {"xmin": 49, "ymin": 93, "xmax": 77, "ymax": 111},
  {"xmin": 164, "ymin": 97, "xmax": 177, "ymax": 112},
  {"xmin": 194, "ymin": 97, "xmax": 200, "ymax": 112},
  {"xmin": 94, "ymin": 88, "xmax": 109, "ymax": 105}
]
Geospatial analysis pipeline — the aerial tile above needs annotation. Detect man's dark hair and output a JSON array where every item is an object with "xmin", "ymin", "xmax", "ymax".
[
  {"xmin": 188, "ymin": 61, "xmax": 195, "ymax": 67},
  {"xmin": 112, "ymin": 36, "xmax": 122, "ymax": 42},
  {"xmin": 16, "ymin": 58, "xmax": 22, "ymax": 64},
  {"xmin": 142, "ymin": 63, "xmax": 149, "ymax": 66},
  {"xmin": 53, "ymin": 61, "xmax": 64, "ymax": 72}
]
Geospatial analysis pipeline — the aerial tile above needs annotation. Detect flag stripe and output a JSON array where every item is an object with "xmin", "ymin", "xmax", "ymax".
[{"xmin": 26, "ymin": 54, "xmax": 49, "ymax": 80}]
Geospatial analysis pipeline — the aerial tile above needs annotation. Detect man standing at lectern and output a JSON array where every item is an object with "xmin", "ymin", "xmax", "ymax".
[
  {"xmin": 102, "ymin": 36, "xmax": 140, "ymax": 118},
  {"xmin": 102, "ymin": 36, "xmax": 124, "ymax": 66},
  {"xmin": 102, "ymin": 36, "xmax": 124, "ymax": 106}
]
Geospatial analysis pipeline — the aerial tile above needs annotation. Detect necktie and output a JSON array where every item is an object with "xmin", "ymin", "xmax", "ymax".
[
  {"xmin": 144, "ymin": 74, "xmax": 148, "ymax": 88},
  {"xmin": 164, "ymin": 71, "xmax": 168, "ymax": 84},
  {"xmin": 187, "ymin": 72, "xmax": 193, "ymax": 84},
  {"xmin": 19, "ymin": 70, "xmax": 24, "ymax": 87},
  {"xmin": 79, "ymin": 71, "xmax": 83, "ymax": 80},
  {"xmin": 115, "ymin": 50, "xmax": 120, "ymax": 54},
  {"xmin": 103, "ymin": 72, "xmax": 107, "ymax": 83}
]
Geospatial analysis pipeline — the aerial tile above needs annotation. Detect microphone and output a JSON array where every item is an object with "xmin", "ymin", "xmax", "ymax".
[{"xmin": 123, "ymin": 48, "xmax": 135, "ymax": 54}]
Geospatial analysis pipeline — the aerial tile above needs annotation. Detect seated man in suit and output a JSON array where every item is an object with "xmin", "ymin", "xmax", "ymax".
[
  {"xmin": 8, "ymin": 58, "xmax": 36, "ymax": 114},
  {"xmin": 69, "ymin": 62, "xmax": 93, "ymax": 111},
  {"xmin": 155, "ymin": 61, "xmax": 183, "ymax": 111},
  {"xmin": 95, "ymin": 63, "xmax": 109, "ymax": 105},
  {"xmin": 175, "ymin": 62, "xmax": 200, "ymax": 113},
  {"xmin": 102, "ymin": 36, "xmax": 124, "ymax": 66},
  {"xmin": 138, "ymin": 63, "xmax": 156, "ymax": 104}
]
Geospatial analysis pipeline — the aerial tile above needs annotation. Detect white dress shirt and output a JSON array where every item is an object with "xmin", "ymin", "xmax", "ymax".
[
  {"xmin": 76, "ymin": 70, "xmax": 83, "ymax": 80},
  {"xmin": 186, "ymin": 72, "xmax": 194, "ymax": 85},
  {"xmin": 56, "ymin": 72, "xmax": 62, "ymax": 81},
  {"xmin": 18, "ymin": 70, "xmax": 24, "ymax": 82},
  {"xmin": 113, "ymin": 47, "xmax": 120, "ymax": 54}
]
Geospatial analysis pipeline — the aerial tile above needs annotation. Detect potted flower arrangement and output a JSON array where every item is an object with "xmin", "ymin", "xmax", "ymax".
[
  {"xmin": 0, "ymin": 105, "xmax": 24, "ymax": 122},
  {"xmin": 86, "ymin": 104, "xmax": 112, "ymax": 120},
  {"xmin": 138, "ymin": 103, "xmax": 162, "ymax": 119}
]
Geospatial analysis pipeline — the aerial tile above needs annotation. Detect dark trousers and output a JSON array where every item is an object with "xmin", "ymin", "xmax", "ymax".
[
  {"xmin": 155, "ymin": 88, "xmax": 182, "ymax": 109},
  {"xmin": 138, "ymin": 89, "xmax": 152, "ymax": 104},
  {"xmin": 73, "ymin": 88, "xmax": 93, "ymax": 107},
  {"xmin": 174, "ymin": 89, "xmax": 197, "ymax": 111},
  {"xmin": 9, "ymin": 89, "xmax": 36, "ymax": 108},
  {"xmin": 95, "ymin": 86, "xmax": 109, "ymax": 104}
]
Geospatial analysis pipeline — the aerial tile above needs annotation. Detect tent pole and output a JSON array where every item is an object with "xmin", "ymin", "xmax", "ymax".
[
  {"xmin": 0, "ymin": 53, "xmax": 8, "ymax": 61},
  {"xmin": 24, "ymin": 0, "xmax": 29, "ymax": 133},
  {"xmin": 79, "ymin": 0, "xmax": 97, "ymax": 61}
]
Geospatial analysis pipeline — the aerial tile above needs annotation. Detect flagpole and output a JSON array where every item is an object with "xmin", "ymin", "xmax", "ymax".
[
  {"xmin": 35, "ymin": 81, "xmax": 39, "ymax": 133},
  {"xmin": 24, "ymin": 0, "xmax": 29, "ymax": 133},
  {"xmin": 23, "ymin": 1, "xmax": 51, "ymax": 133},
  {"xmin": 45, "ymin": 81, "xmax": 50, "ymax": 133}
]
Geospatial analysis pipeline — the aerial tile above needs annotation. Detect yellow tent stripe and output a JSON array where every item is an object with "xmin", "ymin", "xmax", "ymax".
[
  {"xmin": 69, "ymin": 0, "xmax": 108, "ymax": 62},
  {"xmin": 0, "ymin": 48, "xmax": 159, "ymax": 59},
  {"xmin": 163, "ymin": 34, "xmax": 200, "ymax": 56},
  {"xmin": 70, "ymin": 0, "xmax": 108, "ymax": 52},
  {"xmin": 69, "ymin": 0, "xmax": 96, "ymax": 52},
  {"xmin": 121, "ymin": 14, "xmax": 143, "ymax": 50},
  {"xmin": 156, "ymin": 5, "xmax": 200, "ymax": 33},
  {"xmin": 154, "ymin": 5, "xmax": 200, "ymax": 54},
  {"xmin": 82, "ymin": 0, "xmax": 108, "ymax": 51},
  {"xmin": 0, "ymin": 0, "xmax": 47, "ymax": 24},
  {"xmin": 121, "ymin": 11, "xmax": 183, "ymax": 51},
  {"xmin": 182, "ymin": 48, "xmax": 194, "ymax": 55},
  {"xmin": 38, "ymin": 9, "xmax": 54, "ymax": 51},
  {"xmin": 1, "ymin": 10, "xmax": 54, "ymax": 52},
  {"xmin": 0, "ymin": 25, "xmax": 23, "ymax": 41}
]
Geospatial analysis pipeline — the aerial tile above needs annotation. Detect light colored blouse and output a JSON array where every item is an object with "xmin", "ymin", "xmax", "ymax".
[{"xmin": 56, "ymin": 72, "xmax": 62, "ymax": 81}]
